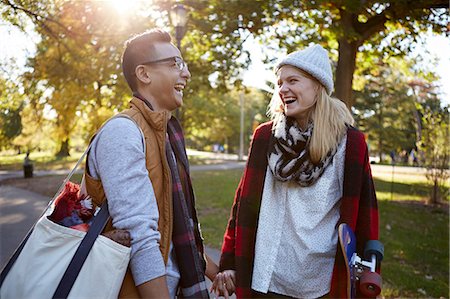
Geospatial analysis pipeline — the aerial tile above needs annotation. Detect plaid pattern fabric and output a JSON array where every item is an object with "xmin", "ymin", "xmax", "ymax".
[
  {"xmin": 220, "ymin": 121, "xmax": 379, "ymax": 298},
  {"xmin": 167, "ymin": 118, "xmax": 209, "ymax": 299}
]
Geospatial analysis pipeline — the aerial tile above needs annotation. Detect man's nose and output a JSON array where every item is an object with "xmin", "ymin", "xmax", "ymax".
[{"xmin": 181, "ymin": 66, "xmax": 191, "ymax": 80}]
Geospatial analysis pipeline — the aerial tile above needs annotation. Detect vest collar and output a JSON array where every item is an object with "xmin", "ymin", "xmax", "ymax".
[{"xmin": 129, "ymin": 97, "xmax": 171, "ymax": 131}]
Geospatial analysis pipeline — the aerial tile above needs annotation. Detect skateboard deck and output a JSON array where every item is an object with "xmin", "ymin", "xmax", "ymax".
[
  {"xmin": 339, "ymin": 223, "xmax": 358, "ymax": 298},
  {"xmin": 338, "ymin": 223, "xmax": 383, "ymax": 298}
]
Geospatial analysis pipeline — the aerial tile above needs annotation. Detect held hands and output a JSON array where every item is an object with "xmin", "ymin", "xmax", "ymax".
[{"xmin": 210, "ymin": 270, "xmax": 236, "ymax": 299}]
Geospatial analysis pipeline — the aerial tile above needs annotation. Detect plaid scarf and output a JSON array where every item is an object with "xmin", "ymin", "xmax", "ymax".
[
  {"xmin": 133, "ymin": 93, "xmax": 209, "ymax": 298},
  {"xmin": 220, "ymin": 121, "xmax": 379, "ymax": 298},
  {"xmin": 166, "ymin": 118, "xmax": 209, "ymax": 299}
]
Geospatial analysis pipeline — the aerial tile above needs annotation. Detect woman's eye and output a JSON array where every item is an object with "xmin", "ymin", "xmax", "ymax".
[{"xmin": 290, "ymin": 79, "xmax": 297, "ymax": 83}]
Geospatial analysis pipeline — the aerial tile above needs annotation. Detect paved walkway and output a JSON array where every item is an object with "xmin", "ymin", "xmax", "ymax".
[{"xmin": 0, "ymin": 185, "xmax": 50, "ymax": 269}]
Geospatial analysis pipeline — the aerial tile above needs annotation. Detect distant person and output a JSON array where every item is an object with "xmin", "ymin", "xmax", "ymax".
[
  {"xmin": 23, "ymin": 151, "xmax": 31, "ymax": 165},
  {"xmin": 212, "ymin": 44, "xmax": 380, "ymax": 298},
  {"xmin": 23, "ymin": 151, "xmax": 33, "ymax": 178},
  {"xmin": 409, "ymin": 149, "xmax": 418, "ymax": 166},
  {"xmin": 390, "ymin": 150, "xmax": 396, "ymax": 164},
  {"xmin": 85, "ymin": 29, "xmax": 216, "ymax": 298}
]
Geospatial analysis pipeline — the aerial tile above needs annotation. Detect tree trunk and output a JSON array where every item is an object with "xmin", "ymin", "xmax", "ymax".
[
  {"xmin": 335, "ymin": 38, "xmax": 358, "ymax": 108},
  {"xmin": 431, "ymin": 179, "xmax": 439, "ymax": 205},
  {"xmin": 56, "ymin": 138, "xmax": 70, "ymax": 157}
]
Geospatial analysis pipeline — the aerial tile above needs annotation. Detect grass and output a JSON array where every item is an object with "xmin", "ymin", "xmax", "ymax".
[
  {"xmin": 1, "ymin": 173, "xmax": 83, "ymax": 197},
  {"xmin": 379, "ymin": 201, "xmax": 448, "ymax": 298},
  {"xmin": 0, "ymin": 151, "xmax": 83, "ymax": 171},
  {"xmin": 191, "ymin": 169, "xmax": 242, "ymax": 249},
  {"xmin": 0, "ymin": 151, "xmax": 231, "ymax": 170},
  {"xmin": 2, "ymin": 165, "xmax": 448, "ymax": 298}
]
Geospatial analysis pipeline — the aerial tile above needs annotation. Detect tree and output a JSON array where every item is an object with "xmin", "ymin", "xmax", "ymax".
[
  {"xmin": 183, "ymin": 86, "xmax": 269, "ymax": 152},
  {"xmin": 1, "ymin": 0, "xmax": 153, "ymax": 155},
  {"xmin": 172, "ymin": 0, "xmax": 448, "ymax": 107},
  {"xmin": 1, "ymin": 0, "xmax": 447, "ymax": 155},
  {"xmin": 418, "ymin": 104, "xmax": 449, "ymax": 204},
  {"xmin": 353, "ymin": 58, "xmax": 418, "ymax": 162},
  {"xmin": 0, "ymin": 75, "xmax": 24, "ymax": 150}
]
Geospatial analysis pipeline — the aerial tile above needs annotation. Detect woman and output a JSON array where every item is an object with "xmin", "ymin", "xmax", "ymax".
[{"xmin": 212, "ymin": 44, "xmax": 379, "ymax": 298}]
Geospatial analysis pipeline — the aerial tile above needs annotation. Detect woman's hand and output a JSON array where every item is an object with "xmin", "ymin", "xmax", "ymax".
[{"xmin": 210, "ymin": 270, "xmax": 236, "ymax": 298}]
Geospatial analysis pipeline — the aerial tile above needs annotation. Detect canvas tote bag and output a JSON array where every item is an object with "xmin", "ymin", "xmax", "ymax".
[{"xmin": 0, "ymin": 115, "xmax": 143, "ymax": 299}]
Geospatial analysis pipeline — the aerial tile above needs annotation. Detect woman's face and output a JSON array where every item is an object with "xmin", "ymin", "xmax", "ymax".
[{"xmin": 277, "ymin": 65, "xmax": 319, "ymax": 122}]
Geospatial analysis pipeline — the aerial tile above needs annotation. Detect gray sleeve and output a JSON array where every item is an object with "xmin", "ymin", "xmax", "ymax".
[{"xmin": 87, "ymin": 117, "xmax": 166, "ymax": 286}]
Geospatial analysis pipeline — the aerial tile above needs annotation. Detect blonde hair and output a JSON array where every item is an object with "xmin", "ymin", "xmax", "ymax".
[{"xmin": 267, "ymin": 83, "xmax": 354, "ymax": 164}]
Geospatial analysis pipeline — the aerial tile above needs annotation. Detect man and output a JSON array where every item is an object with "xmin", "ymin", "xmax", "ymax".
[{"xmin": 85, "ymin": 29, "xmax": 216, "ymax": 298}]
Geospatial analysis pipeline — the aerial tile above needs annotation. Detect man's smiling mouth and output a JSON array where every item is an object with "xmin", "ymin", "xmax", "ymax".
[{"xmin": 174, "ymin": 84, "xmax": 185, "ymax": 96}]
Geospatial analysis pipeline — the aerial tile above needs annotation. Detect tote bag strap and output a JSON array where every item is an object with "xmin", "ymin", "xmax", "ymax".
[{"xmin": 52, "ymin": 200, "xmax": 110, "ymax": 299}]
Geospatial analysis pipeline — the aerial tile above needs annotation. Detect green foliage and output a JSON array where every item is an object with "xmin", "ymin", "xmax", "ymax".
[
  {"xmin": 353, "ymin": 58, "xmax": 418, "ymax": 161},
  {"xmin": 0, "ymin": 75, "xmax": 24, "ymax": 149},
  {"xmin": 178, "ymin": 0, "xmax": 448, "ymax": 105},
  {"xmin": 183, "ymin": 87, "xmax": 269, "ymax": 152},
  {"xmin": 418, "ymin": 104, "xmax": 450, "ymax": 203},
  {"xmin": 0, "ymin": 0, "xmax": 448, "ymax": 154}
]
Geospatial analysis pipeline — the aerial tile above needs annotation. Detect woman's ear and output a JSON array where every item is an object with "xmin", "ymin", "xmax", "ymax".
[{"xmin": 135, "ymin": 65, "xmax": 152, "ymax": 84}]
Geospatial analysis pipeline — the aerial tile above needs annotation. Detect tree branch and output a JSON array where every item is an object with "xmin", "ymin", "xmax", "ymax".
[{"xmin": 355, "ymin": 0, "xmax": 448, "ymax": 44}]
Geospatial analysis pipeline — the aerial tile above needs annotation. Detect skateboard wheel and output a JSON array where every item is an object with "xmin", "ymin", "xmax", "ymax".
[
  {"xmin": 360, "ymin": 271, "xmax": 382, "ymax": 297},
  {"xmin": 364, "ymin": 240, "xmax": 384, "ymax": 262}
]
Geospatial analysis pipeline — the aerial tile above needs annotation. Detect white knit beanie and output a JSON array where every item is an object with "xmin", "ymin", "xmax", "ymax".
[{"xmin": 276, "ymin": 44, "xmax": 334, "ymax": 95}]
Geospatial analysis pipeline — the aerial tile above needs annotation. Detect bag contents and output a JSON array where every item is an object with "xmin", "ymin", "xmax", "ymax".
[
  {"xmin": 48, "ymin": 181, "xmax": 131, "ymax": 247},
  {"xmin": 48, "ymin": 181, "xmax": 96, "ymax": 232}
]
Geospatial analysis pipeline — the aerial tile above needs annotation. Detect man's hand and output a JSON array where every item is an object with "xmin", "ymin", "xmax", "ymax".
[{"xmin": 102, "ymin": 229, "xmax": 131, "ymax": 247}]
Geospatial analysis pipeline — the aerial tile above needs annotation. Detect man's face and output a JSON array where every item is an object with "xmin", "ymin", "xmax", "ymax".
[{"xmin": 143, "ymin": 42, "xmax": 191, "ymax": 112}]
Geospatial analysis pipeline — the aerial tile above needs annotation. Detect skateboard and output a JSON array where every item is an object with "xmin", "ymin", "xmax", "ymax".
[{"xmin": 338, "ymin": 223, "xmax": 384, "ymax": 298}]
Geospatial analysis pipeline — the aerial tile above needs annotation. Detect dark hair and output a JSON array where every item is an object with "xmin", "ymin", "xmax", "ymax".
[{"xmin": 121, "ymin": 29, "xmax": 172, "ymax": 92}]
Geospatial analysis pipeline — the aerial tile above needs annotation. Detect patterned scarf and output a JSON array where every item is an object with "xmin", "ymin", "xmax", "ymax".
[
  {"xmin": 133, "ymin": 93, "xmax": 209, "ymax": 298},
  {"xmin": 268, "ymin": 115, "xmax": 337, "ymax": 187},
  {"xmin": 166, "ymin": 118, "xmax": 209, "ymax": 299}
]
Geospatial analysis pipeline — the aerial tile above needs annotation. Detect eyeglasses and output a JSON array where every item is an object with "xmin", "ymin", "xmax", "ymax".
[{"xmin": 141, "ymin": 56, "xmax": 187, "ymax": 71}]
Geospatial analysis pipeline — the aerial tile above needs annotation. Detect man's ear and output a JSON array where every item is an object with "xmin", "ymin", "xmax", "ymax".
[{"xmin": 135, "ymin": 65, "xmax": 152, "ymax": 84}]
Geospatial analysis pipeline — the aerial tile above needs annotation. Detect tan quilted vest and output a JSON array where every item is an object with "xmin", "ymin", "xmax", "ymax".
[{"xmin": 84, "ymin": 97, "xmax": 173, "ymax": 298}]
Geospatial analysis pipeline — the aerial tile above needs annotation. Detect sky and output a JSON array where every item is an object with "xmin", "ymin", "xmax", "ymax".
[{"xmin": 1, "ymin": 19, "xmax": 449, "ymax": 105}]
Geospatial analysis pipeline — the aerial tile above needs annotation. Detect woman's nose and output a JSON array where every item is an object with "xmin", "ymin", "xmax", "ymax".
[{"xmin": 279, "ymin": 82, "xmax": 289, "ymax": 94}]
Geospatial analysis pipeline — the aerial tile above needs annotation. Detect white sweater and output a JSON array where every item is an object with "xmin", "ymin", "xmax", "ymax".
[{"xmin": 252, "ymin": 135, "xmax": 347, "ymax": 298}]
